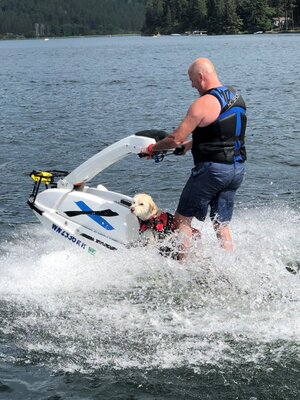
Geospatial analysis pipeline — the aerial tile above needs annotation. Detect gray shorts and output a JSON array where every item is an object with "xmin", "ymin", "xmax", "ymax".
[{"xmin": 177, "ymin": 161, "xmax": 245, "ymax": 223}]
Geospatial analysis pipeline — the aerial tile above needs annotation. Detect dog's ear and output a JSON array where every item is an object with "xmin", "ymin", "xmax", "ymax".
[{"xmin": 149, "ymin": 199, "xmax": 157, "ymax": 214}]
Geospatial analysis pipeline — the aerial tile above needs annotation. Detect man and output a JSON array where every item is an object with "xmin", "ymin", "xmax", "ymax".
[{"xmin": 141, "ymin": 57, "xmax": 247, "ymax": 252}]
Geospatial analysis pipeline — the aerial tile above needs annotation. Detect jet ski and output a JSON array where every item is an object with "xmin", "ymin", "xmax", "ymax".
[{"xmin": 28, "ymin": 130, "xmax": 176, "ymax": 256}]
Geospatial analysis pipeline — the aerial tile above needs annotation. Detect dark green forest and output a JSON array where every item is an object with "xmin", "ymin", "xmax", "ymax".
[
  {"xmin": 0, "ymin": 0, "xmax": 147, "ymax": 38},
  {"xmin": 143, "ymin": 0, "xmax": 300, "ymax": 35},
  {"xmin": 0, "ymin": 0, "xmax": 299, "ymax": 38}
]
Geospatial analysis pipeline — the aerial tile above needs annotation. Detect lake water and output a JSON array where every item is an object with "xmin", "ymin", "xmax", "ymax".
[{"xmin": 0, "ymin": 34, "xmax": 300, "ymax": 399}]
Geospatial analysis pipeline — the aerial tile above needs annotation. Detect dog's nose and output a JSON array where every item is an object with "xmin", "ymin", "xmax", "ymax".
[{"xmin": 130, "ymin": 206, "xmax": 135, "ymax": 212}]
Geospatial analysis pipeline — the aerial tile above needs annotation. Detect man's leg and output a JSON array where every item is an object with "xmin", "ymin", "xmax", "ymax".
[
  {"xmin": 213, "ymin": 221, "xmax": 233, "ymax": 251},
  {"xmin": 174, "ymin": 212, "xmax": 195, "ymax": 258},
  {"xmin": 210, "ymin": 163, "xmax": 245, "ymax": 251}
]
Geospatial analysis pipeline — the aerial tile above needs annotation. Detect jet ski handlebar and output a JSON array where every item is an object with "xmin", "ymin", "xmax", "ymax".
[{"xmin": 138, "ymin": 145, "xmax": 185, "ymax": 162}]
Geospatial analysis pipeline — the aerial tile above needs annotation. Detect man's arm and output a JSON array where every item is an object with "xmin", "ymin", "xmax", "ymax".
[{"xmin": 142, "ymin": 95, "xmax": 221, "ymax": 153}]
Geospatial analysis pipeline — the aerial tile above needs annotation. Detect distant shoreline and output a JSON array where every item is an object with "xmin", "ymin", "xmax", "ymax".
[
  {"xmin": 0, "ymin": 33, "xmax": 140, "ymax": 40},
  {"xmin": 1, "ymin": 30, "xmax": 300, "ymax": 41}
]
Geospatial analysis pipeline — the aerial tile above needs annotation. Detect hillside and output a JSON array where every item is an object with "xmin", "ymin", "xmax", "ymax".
[
  {"xmin": 0, "ymin": 0, "xmax": 147, "ymax": 38},
  {"xmin": 0, "ymin": 0, "xmax": 299, "ymax": 38},
  {"xmin": 142, "ymin": 0, "xmax": 300, "ymax": 35}
]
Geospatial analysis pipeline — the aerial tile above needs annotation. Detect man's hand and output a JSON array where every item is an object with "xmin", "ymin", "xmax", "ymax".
[{"xmin": 181, "ymin": 140, "xmax": 192, "ymax": 154}]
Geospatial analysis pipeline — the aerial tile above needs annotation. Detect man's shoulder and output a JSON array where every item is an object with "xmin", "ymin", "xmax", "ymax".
[
  {"xmin": 188, "ymin": 95, "xmax": 221, "ymax": 126},
  {"xmin": 191, "ymin": 94, "xmax": 221, "ymax": 111}
]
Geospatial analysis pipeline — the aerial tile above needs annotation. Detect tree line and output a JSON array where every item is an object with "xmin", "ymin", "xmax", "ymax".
[
  {"xmin": 142, "ymin": 0, "xmax": 300, "ymax": 35},
  {"xmin": 0, "ymin": 0, "xmax": 299, "ymax": 38},
  {"xmin": 0, "ymin": 0, "xmax": 147, "ymax": 38}
]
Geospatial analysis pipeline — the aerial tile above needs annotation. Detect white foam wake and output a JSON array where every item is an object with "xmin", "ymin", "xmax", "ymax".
[{"xmin": 0, "ymin": 204, "xmax": 299, "ymax": 372}]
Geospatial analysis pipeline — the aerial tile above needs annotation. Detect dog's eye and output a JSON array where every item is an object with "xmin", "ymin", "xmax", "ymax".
[{"xmin": 140, "ymin": 203, "xmax": 144, "ymax": 206}]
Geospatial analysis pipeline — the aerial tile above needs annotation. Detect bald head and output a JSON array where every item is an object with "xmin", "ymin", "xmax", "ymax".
[
  {"xmin": 188, "ymin": 58, "xmax": 216, "ymax": 76},
  {"xmin": 188, "ymin": 58, "xmax": 221, "ymax": 94}
]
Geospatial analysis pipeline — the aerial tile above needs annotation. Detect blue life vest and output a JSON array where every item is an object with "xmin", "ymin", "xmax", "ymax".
[{"xmin": 191, "ymin": 86, "xmax": 247, "ymax": 164}]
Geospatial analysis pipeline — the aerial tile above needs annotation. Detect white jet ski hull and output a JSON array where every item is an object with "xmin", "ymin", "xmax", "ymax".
[
  {"xmin": 31, "ymin": 186, "xmax": 140, "ymax": 255},
  {"xmin": 28, "ymin": 130, "xmax": 169, "ymax": 255}
]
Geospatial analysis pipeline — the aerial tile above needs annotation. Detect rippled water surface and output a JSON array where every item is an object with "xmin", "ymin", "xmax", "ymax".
[{"xmin": 0, "ymin": 34, "xmax": 300, "ymax": 399}]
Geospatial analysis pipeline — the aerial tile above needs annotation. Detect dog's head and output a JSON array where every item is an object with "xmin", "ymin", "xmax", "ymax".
[{"xmin": 130, "ymin": 193, "xmax": 159, "ymax": 221}]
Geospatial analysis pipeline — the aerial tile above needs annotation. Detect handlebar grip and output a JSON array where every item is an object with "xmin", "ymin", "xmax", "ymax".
[
  {"xmin": 138, "ymin": 150, "xmax": 166, "ymax": 158},
  {"xmin": 138, "ymin": 152, "xmax": 149, "ymax": 158},
  {"xmin": 173, "ymin": 145, "xmax": 185, "ymax": 155}
]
